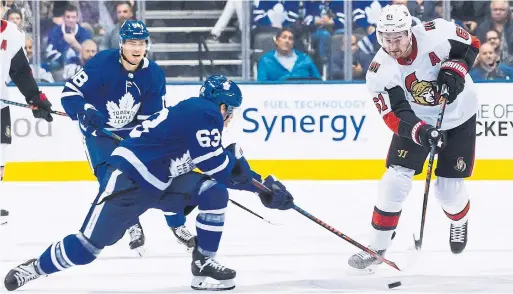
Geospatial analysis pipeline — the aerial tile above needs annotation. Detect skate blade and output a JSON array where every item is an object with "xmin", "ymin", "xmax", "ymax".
[
  {"xmin": 191, "ymin": 276, "xmax": 235, "ymax": 291},
  {"xmin": 132, "ymin": 246, "xmax": 146, "ymax": 257},
  {"xmin": 347, "ymin": 264, "xmax": 378, "ymax": 276},
  {"xmin": 176, "ymin": 240, "xmax": 195, "ymax": 253}
]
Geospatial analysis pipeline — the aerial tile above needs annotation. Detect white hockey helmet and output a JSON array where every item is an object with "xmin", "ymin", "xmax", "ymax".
[{"xmin": 376, "ymin": 5, "xmax": 413, "ymax": 46}]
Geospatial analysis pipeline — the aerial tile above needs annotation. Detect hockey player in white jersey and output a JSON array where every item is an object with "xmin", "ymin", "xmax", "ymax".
[
  {"xmin": 348, "ymin": 5, "xmax": 480, "ymax": 272},
  {"xmin": 0, "ymin": 19, "xmax": 54, "ymax": 225}
]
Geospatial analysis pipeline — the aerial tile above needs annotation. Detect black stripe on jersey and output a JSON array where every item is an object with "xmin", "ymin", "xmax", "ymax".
[
  {"xmin": 9, "ymin": 48, "xmax": 40, "ymax": 101},
  {"xmin": 424, "ymin": 21, "xmax": 436, "ymax": 31},
  {"xmin": 448, "ymin": 39, "xmax": 479, "ymax": 70},
  {"xmin": 385, "ymin": 86, "xmax": 423, "ymax": 140}
]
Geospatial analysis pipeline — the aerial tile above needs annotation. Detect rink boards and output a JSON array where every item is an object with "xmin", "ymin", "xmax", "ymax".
[{"xmin": 2, "ymin": 82, "xmax": 512, "ymax": 181}]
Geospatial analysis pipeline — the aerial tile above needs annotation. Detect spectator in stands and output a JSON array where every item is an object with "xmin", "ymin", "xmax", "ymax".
[
  {"xmin": 63, "ymin": 39, "xmax": 98, "ymax": 80},
  {"xmin": 475, "ymin": 0, "xmax": 513, "ymax": 52},
  {"xmin": 252, "ymin": 0, "xmax": 300, "ymax": 29},
  {"xmin": 470, "ymin": 42, "xmax": 513, "ymax": 81},
  {"xmin": 25, "ymin": 36, "xmax": 55, "ymax": 83},
  {"xmin": 0, "ymin": 0, "xmax": 33, "ymax": 32},
  {"xmin": 207, "ymin": 0, "xmax": 243, "ymax": 43},
  {"xmin": 257, "ymin": 28, "xmax": 320, "ymax": 81},
  {"xmin": 486, "ymin": 29, "xmax": 513, "ymax": 66},
  {"xmin": 102, "ymin": 1, "xmax": 134, "ymax": 50},
  {"xmin": 45, "ymin": 4, "xmax": 91, "ymax": 69},
  {"xmin": 449, "ymin": 1, "xmax": 489, "ymax": 34},
  {"xmin": 330, "ymin": 34, "xmax": 373, "ymax": 80},
  {"xmin": 6, "ymin": 9, "xmax": 22, "ymax": 29}
]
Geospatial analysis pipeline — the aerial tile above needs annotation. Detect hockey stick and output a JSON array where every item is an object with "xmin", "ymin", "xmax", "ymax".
[
  {"xmin": 0, "ymin": 98, "xmax": 125, "ymax": 141},
  {"xmin": 228, "ymin": 198, "xmax": 280, "ymax": 226},
  {"xmin": 251, "ymin": 178, "xmax": 401, "ymax": 271},
  {"xmin": 413, "ymin": 85, "xmax": 449, "ymax": 250},
  {"xmin": 0, "ymin": 99, "xmax": 68, "ymax": 117}
]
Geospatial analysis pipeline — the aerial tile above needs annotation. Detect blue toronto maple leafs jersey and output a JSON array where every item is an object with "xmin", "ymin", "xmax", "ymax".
[
  {"xmin": 61, "ymin": 49, "xmax": 166, "ymax": 137},
  {"xmin": 108, "ymin": 97, "xmax": 238, "ymax": 191}
]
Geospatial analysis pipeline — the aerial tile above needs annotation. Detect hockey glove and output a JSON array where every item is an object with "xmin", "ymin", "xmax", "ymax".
[
  {"xmin": 78, "ymin": 104, "xmax": 107, "ymax": 137},
  {"xmin": 27, "ymin": 92, "xmax": 53, "ymax": 122},
  {"xmin": 225, "ymin": 143, "xmax": 262, "ymax": 191},
  {"xmin": 258, "ymin": 176, "xmax": 294, "ymax": 210},
  {"xmin": 417, "ymin": 123, "xmax": 446, "ymax": 153},
  {"xmin": 437, "ymin": 59, "xmax": 467, "ymax": 104}
]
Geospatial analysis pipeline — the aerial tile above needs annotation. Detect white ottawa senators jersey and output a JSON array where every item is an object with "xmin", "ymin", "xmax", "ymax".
[
  {"xmin": 366, "ymin": 18, "xmax": 480, "ymax": 135},
  {"xmin": 0, "ymin": 20, "xmax": 25, "ymax": 109}
]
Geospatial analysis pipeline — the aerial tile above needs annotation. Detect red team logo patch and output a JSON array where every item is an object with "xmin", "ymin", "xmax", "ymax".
[
  {"xmin": 368, "ymin": 61, "xmax": 381, "ymax": 73},
  {"xmin": 424, "ymin": 21, "xmax": 436, "ymax": 31}
]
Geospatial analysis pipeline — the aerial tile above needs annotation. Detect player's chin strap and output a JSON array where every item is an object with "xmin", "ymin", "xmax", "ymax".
[{"xmin": 120, "ymin": 49, "xmax": 139, "ymax": 66}]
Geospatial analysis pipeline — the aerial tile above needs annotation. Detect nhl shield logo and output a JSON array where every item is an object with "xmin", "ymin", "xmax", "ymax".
[{"xmin": 454, "ymin": 157, "xmax": 467, "ymax": 172}]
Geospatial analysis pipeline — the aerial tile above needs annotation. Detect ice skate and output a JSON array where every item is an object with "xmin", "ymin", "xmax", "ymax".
[
  {"xmin": 348, "ymin": 249, "xmax": 387, "ymax": 274},
  {"xmin": 0, "ymin": 209, "xmax": 8, "ymax": 225},
  {"xmin": 450, "ymin": 220, "xmax": 468, "ymax": 254},
  {"xmin": 4, "ymin": 259, "xmax": 42, "ymax": 291},
  {"xmin": 191, "ymin": 249, "xmax": 236, "ymax": 290},
  {"xmin": 172, "ymin": 225, "xmax": 196, "ymax": 252},
  {"xmin": 128, "ymin": 222, "xmax": 146, "ymax": 256}
]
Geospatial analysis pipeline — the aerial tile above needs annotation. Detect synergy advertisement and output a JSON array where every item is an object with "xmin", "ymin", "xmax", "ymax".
[{"xmin": 2, "ymin": 83, "xmax": 512, "ymax": 181}]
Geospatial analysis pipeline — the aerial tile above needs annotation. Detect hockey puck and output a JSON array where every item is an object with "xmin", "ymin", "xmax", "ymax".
[{"xmin": 388, "ymin": 281, "xmax": 402, "ymax": 289}]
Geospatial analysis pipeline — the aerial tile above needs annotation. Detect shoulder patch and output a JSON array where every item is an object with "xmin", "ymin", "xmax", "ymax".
[
  {"xmin": 0, "ymin": 20, "xmax": 7, "ymax": 33},
  {"xmin": 368, "ymin": 61, "xmax": 381, "ymax": 73},
  {"xmin": 424, "ymin": 21, "xmax": 435, "ymax": 31}
]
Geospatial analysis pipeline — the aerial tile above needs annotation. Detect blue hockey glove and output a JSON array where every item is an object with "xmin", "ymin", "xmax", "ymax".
[
  {"xmin": 258, "ymin": 176, "xmax": 294, "ymax": 210},
  {"xmin": 78, "ymin": 104, "xmax": 106, "ymax": 137},
  {"xmin": 225, "ymin": 143, "xmax": 262, "ymax": 191}
]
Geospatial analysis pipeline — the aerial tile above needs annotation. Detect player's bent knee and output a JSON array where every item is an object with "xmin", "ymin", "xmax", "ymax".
[
  {"xmin": 379, "ymin": 165, "xmax": 415, "ymax": 204},
  {"xmin": 435, "ymin": 177, "xmax": 464, "ymax": 203},
  {"xmin": 197, "ymin": 182, "xmax": 229, "ymax": 210}
]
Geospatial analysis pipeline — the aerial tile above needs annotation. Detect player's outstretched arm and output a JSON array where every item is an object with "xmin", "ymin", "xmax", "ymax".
[{"xmin": 9, "ymin": 48, "xmax": 53, "ymax": 122}]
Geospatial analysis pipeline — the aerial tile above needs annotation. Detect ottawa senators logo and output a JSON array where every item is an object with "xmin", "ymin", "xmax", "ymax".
[
  {"xmin": 404, "ymin": 72, "xmax": 441, "ymax": 105},
  {"xmin": 454, "ymin": 157, "xmax": 467, "ymax": 172}
]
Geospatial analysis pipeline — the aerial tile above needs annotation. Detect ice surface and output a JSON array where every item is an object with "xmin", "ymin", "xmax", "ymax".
[{"xmin": 1, "ymin": 180, "xmax": 512, "ymax": 293}]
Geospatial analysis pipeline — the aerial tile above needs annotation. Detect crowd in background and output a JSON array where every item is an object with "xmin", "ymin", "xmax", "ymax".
[{"xmin": 2, "ymin": 0, "xmax": 513, "ymax": 82}]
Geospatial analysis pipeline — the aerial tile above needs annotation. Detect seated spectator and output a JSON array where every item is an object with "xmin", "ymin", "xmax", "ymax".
[
  {"xmin": 101, "ymin": 1, "xmax": 134, "ymax": 50},
  {"xmin": 63, "ymin": 39, "xmax": 98, "ymax": 80},
  {"xmin": 206, "ymin": 0, "xmax": 243, "ymax": 43},
  {"xmin": 470, "ymin": 42, "xmax": 513, "ymax": 81},
  {"xmin": 448, "ymin": 1, "xmax": 488, "ymax": 34},
  {"xmin": 330, "ymin": 34, "xmax": 373, "ymax": 80},
  {"xmin": 25, "ymin": 36, "xmax": 54, "ymax": 83},
  {"xmin": 486, "ymin": 29, "xmax": 513, "ymax": 66},
  {"xmin": 45, "ymin": 4, "xmax": 92, "ymax": 69},
  {"xmin": 475, "ymin": 0, "xmax": 513, "ymax": 52},
  {"xmin": 6, "ymin": 9, "xmax": 22, "ymax": 29},
  {"xmin": 1, "ymin": 0, "xmax": 33, "ymax": 32},
  {"xmin": 257, "ymin": 28, "xmax": 320, "ymax": 81}
]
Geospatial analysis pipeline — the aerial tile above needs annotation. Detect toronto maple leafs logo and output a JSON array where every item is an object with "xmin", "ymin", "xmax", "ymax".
[
  {"xmin": 222, "ymin": 80, "xmax": 231, "ymax": 90},
  {"xmin": 106, "ymin": 92, "xmax": 141, "ymax": 128},
  {"xmin": 169, "ymin": 151, "xmax": 196, "ymax": 178}
]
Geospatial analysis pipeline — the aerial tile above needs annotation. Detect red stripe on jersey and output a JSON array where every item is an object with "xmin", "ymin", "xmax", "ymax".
[
  {"xmin": 0, "ymin": 20, "xmax": 7, "ymax": 33},
  {"xmin": 444, "ymin": 201, "xmax": 470, "ymax": 221},
  {"xmin": 470, "ymin": 35, "xmax": 481, "ymax": 49},
  {"xmin": 383, "ymin": 112, "xmax": 400, "ymax": 134}
]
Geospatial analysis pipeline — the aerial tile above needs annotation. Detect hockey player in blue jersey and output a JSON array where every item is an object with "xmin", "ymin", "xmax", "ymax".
[
  {"xmin": 60, "ymin": 20, "xmax": 196, "ymax": 255},
  {"xmin": 4, "ymin": 75, "xmax": 295, "ymax": 291}
]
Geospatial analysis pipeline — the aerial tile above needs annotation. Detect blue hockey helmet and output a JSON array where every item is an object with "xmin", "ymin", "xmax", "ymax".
[
  {"xmin": 200, "ymin": 75, "xmax": 242, "ymax": 115},
  {"xmin": 119, "ymin": 20, "xmax": 151, "ymax": 49}
]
